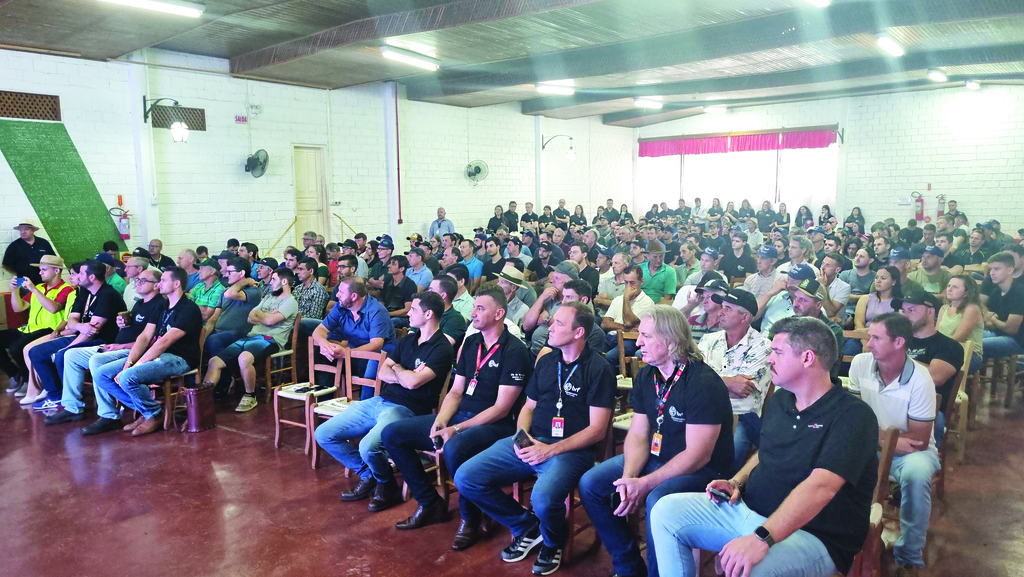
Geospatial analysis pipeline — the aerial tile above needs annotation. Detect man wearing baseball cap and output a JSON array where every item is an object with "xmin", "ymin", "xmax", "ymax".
[
  {"xmin": 639, "ymin": 240, "xmax": 676, "ymax": 304},
  {"xmin": 743, "ymin": 244, "xmax": 781, "ymax": 304},
  {"xmin": 4, "ymin": 218, "xmax": 56, "ymax": 285},
  {"xmin": 94, "ymin": 253, "xmax": 128, "ymax": 297},
  {"xmin": 188, "ymin": 257, "xmax": 226, "ymax": 323},
  {"xmin": 683, "ymin": 247, "xmax": 722, "ymax": 287},
  {"xmin": 907, "ymin": 245, "xmax": 953, "ymax": 294},
  {"xmin": 889, "ymin": 247, "xmax": 924, "ymax": 296},
  {"xmin": 757, "ymin": 263, "xmax": 817, "ymax": 336},
  {"xmin": 523, "ymin": 260, "xmax": 578, "ymax": 356},
  {"xmin": 679, "ymin": 274, "xmax": 730, "ymax": 342},
  {"xmin": 789, "ymin": 278, "xmax": 845, "ymax": 384},
  {"xmin": 699, "ymin": 288, "xmax": 772, "ymax": 474},
  {"xmin": 369, "ymin": 236, "xmax": 396, "ymax": 292},
  {"xmin": 341, "ymin": 239, "xmax": 369, "ymax": 279},
  {"xmin": 405, "ymin": 247, "xmax": 435, "ymax": 291},
  {"xmin": 255, "ymin": 257, "xmax": 278, "ymax": 298}
]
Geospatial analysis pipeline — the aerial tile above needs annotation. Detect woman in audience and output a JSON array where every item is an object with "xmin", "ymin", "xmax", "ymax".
[
  {"xmin": 364, "ymin": 240, "xmax": 379, "ymax": 266},
  {"xmin": 429, "ymin": 236, "xmax": 442, "ymax": 254},
  {"xmin": 843, "ymin": 237, "xmax": 864, "ymax": 261},
  {"xmin": 847, "ymin": 264, "xmax": 902, "ymax": 356},
  {"xmin": 645, "ymin": 203, "xmax": 660, "ymax": 221},
  {"xmin": 487, "ymin": 205, "xmax": 504, "ymax": 233},
  {"xmin": 569, "ymin": 204, "xmax": 587, "ymax": 228},
  {"xmin": 774, "ymin": 202, "xmax": 791, "ymax": 228},
  {"xmin": 845, "ymin": 206, "xmax": 866, "ymax": 231},
  {"xmin": 756, "ymin": 201, "xmax": 776, "ymax": 232},
  {"xmin": 306, "ymin": 244, "xmax": 331, "ymax": 285},
  {"xmin": 592, "ymin": 206, "xmax": 605, "ymax": 225},
  {"xmin": 939, "ymin": 274, "xmax": 984, "ymax": 374},
  {"xmin": 818, "ymin": 204, "xmax": 834, "ymax": 226},
  {"xmin": 738, "ymin": 199, "xmax": 755, "ymax": 220},
  {"xmin": 796, "ymin": 205, "xmax": 814, "ymax": 228},
  {"xmin": 773, "ymin": 238, "xmax": 789, "ymax": 266},
  {"xmin": 722, "ymin": 201, "xmax": 739, "ymax": 227},
  {"xmin": 619, "ymin": 204, "xmax": 633, "ymax": 224},
  {"xmin": 707, "ymin": 197, "xmax": 724, "ymax": 226}
]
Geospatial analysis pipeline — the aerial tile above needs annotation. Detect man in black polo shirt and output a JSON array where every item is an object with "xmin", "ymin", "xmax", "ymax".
[
  {"xmin": 552, "ymin": 198, "xmax": 571, "ymax": 230},
  {"xmin": 455, "ymin": 302, "xmax": 615, "ymax": 575},
  {"xmin": 650, "ymin": 316, "xmax": 878, "ymax": 577},
  {"xmin": 382, "ymin": 286, "xmax": 532, "ymax": 544},
  {"xmin": 896, "ymin": 290, "xmax": 964, "ymax": 440},
  {"xmin": 481, "ymin": 236, "xmax": 507, "ymax": 283},
  {"xmin": 3, "ymin": 218, "xmax": 55, "ymax": 285},
  {"xmin": 314, "ymin": 292, "xmax": 455, "ymax": 510},
  {"xmin": 580, "ymin": 305, "xmax": 732, "ymax": 577}
]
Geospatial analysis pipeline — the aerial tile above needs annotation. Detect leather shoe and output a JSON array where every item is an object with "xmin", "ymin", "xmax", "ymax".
[
  {"xmin": 396, "ymin": 499, "xmax": 450, "ymax": 530},
  {"xmin": 123, "ymin": 415, "xmax": 146, "ymax": 432},
  {"xmin": 367, "ymin": 479, "xmax": 402, "ymax": 512},
  {"xmin": 451, "ymin": 520, "xmax": 481, "ymax": 551},
  {"xmin": 340, "ymin": 477, "xmax": 377, "ymax": 502},
  {"xmin": 82, "ymin": 417, "xmax": 125, "ymax": 436},
  {"xmin": 131, "ymin": 416, "xmax": 163, "ymax": 437}
]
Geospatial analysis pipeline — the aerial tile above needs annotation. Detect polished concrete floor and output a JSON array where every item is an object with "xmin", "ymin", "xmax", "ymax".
[{"xmin": 1, "ymin": 382, "xmax": 1021, "ymax": 577}]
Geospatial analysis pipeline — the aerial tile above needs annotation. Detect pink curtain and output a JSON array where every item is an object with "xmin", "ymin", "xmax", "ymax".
[
  {"xmin": 638, "ymin": 140, "xmax": 686, "ymax": 157},
  {"xmin": 730, "ymin": 133, "xmax": 780, "ymax": 152},
  {"xmin": 781, "ymin": 130, "xmax": 836, "ymax": 149},
  {"xmin": 683, "ymin": 136, "xmax": 729, "ymax": 155}
]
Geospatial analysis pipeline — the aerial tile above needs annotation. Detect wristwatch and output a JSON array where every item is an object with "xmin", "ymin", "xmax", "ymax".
[
  {"xmin": 453, "ymin": 424, "xmax": 462, "ymax": 435},
  {"xmin": 754, "ymin": 525, "xmax": 775, "ymax": 548}
]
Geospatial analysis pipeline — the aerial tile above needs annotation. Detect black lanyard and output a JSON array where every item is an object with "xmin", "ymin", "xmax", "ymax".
[
  {"xmin": 654, "ymin": 364, "xmax": 686, "ymax": 434},
  {"xmin": 556, "ymin": 361, "xmax": 580, "ymax": 417}
]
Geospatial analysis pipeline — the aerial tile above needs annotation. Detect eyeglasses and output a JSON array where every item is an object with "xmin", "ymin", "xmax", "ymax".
[
  {"xmin": 135, "ymin": 278, "xmax": 158, "ymax": 284},
  {"xmin": 148, "ymin": 244, "xmax": 160, "ymax": 249}
]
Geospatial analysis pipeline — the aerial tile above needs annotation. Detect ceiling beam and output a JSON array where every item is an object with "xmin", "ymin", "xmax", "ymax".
[
  {"xmin": 230, "ymin": 0, "xmax": 603, "ymax": 74},
  {"xmin": 521, "ymin": 44, "xmax": 1024, "ymax": 115},
  {"xmin": 405, "ymin": 0, "xmax": 1024, "ymax": 100},
  {"xmin": 601, "ymin": 74, "xmax": 1024, "ymax": 127}
]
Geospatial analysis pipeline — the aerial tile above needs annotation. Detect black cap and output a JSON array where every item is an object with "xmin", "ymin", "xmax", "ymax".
[
  {"xmin": 695, "ymin": 272, "xmax": 729, "ymax": 295},
  {"xmin": 341, "ymin": 239, "xmax": 358, "ymax": 250},
  {"xmin": 892, "ymin": 289, "xmax": 942, "ymax": 311},
  {"xmin": 257, "ymin": 257, "xmax": 279, "ymax": 269},
  {"xmin": 198, "ymin": 258, "xmax": 221, "ymax": 271},
  {"xmin": 217, "ymin": 250, "xmax": 234, "ymax": 260},
  {"xmin": 712, "ymin": 288, "xmax": 758, "ymax": 317},
  {"xmin": 405, "ymin": 247, "xmax": 425, "ymax": 259}
]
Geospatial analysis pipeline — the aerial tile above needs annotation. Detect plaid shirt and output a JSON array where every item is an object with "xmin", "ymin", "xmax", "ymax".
[
  {"xmin": 293, "ymin": 280, "xmax": 329, "ymax": 320},
  {"xmin": 697, "ymin": 326, "xmax": 772, "ymax": 415},
  {"xmin": 188, "ymin": 280, "xmax": 225, "ymax": 310}
]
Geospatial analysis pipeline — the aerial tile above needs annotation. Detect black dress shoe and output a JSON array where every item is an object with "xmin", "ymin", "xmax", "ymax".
[
  {"xmin": 81, "ymin": 417, "xmax": 124, "ymax": 436},
  {"xmin": 368, "ymin": 479, "xmax": 402, "ymax": 512},
  {"xmin": 44, "ymin": 409, "xmax": 86, "ymax": 425},
  {"xmin": 451, "ymin": 520, "xmax": 481, "ymax": 551},
  {"xmin": 396, "ymin": 499, "xmax": 450, "ymax": 530},
  {"xmin": 340, "ymin": 477, "xmax": 377, "ymax": 502}
]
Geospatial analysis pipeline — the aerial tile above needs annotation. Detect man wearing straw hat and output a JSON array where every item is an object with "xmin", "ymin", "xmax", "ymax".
[{"xmin": 4, "ymin": 218, "xmax": 55, "ymax": 285}]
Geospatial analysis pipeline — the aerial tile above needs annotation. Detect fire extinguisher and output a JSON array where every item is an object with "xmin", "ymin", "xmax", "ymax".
[
  {"xmin": 911, "ymin": 191, "xmax": 924, "ymax": 221},
  {"xmin": 109, "ymin": 206, "xmax": 130, "ymax": 240},
  {"xmin": 936, "ymin": 194, "xmax": 947, "ymax": 218}
]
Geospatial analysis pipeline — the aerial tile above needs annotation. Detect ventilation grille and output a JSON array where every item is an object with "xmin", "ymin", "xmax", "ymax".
[
  {"xmin": 0, "ymin": 90, "xmax": 61, "ymax": 121},
  {"xmin": 152, "ymin": 105, "xmax": 206, "ymax": 131}
]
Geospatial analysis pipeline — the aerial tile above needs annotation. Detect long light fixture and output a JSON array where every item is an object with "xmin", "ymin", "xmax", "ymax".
[
  {"xmin": 927, "ymin": 69, "xmax": 948, "ymax": 83},
  {"xmin": 98, "ymin": 0, "xmax": 205, "ymax": 18},
  {"xmin": 380, "ymin": 46, "xmax": 439, "ymax": 71},
  {"xmin": 634, "ymin": 97, "xmax": 663, "ymax": 109},
  {"xmin": 705, "ymin": 105, "xmax": 728, "ymax": 114},
  {"xmin": 966, "ymin": 80, "xmax": 981, "ymax": 91},
  {"xmin": 537, "ymin": 79, "xmax": 575, "ymax": 96},
  {"xmin": 876, "ymin": 35, "xmax": 905, "ymax": 57}
]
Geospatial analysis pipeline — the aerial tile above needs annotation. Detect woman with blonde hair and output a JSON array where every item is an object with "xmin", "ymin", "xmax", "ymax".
[{"xmin": 938, "ymin": 274, "xmax": 984, "ymax": 374}]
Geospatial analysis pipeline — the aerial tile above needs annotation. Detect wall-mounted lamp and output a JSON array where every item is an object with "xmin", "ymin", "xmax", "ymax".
[
  {"xmin": 143, "ymin": 96, "xmax": 189, "ymax": 143},
  {"xmin": 542, "ymin": 134, "xmax": 575, "ymax": 162}
]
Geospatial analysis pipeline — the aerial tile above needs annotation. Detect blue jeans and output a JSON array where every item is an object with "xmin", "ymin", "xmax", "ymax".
[
  {"xmin": 650, "ymin": 494, "xmax": 838, "ymax": 577},
  {"xmin": 733, "ymin": 412, "xmax": 762, "ymax": 476},
  {"xmin": 298, "ymin": 317, "xmax": 322, "ymax": 339},
  {"xmin": 843, "ymin": 337, "xmax": 863, "ymax": 358},
  {"xmin": 454, "ymin": 436, "xmax": 596, "ymax": 548},
  {"xmin": 312, "ymin": 396, "xmax": 415, "ymax": 481},
  {"xmin": 968, "ymin": 351, "xmax": 982, "ymax": 375},
  {"xmin": 391, "ymin": 317, "xmax": 410, "ymax": 329},
  {"xmin": 216, "ymin": 336, "xmax": 278, "ymax": 366},
  {"xmin": 981, "ymin": 330, "xmax": 1024, "ymax": 359},
  {"xmin": 312, "ymin": 343, "xmax": 395, "ymax": 400},
  {"xmin": 60, "ymin": 346, "xmax": 128, "ymax": 416},
  {"xmin": 579, "ymin": 454, "xmax": 716, "ymax": 577},
  {"xmin": 204, "ymin": 329, "xmax": 247, "ymax": 358},
  {"xmin": 381, "ymin": 412, "xmax": 514, "ymax": 523},
  {"xmin": 889, "ymin": 448, "xmax": 941, "ymax": 568},
  {"xmin": 92, "ymin": 353, "xmax": 191, "ymax": 419},
  {"xmin": 29, "ymin": 336, "xmax": 104, "ymax": 398}
]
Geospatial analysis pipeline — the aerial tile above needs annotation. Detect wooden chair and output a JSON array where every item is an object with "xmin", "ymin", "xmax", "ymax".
[
  {"xmin": 842, "ymin": 329, "xmax": 869, "ymax": 365},
  {"xmin": 308, "ymin": 348, "xmax": 387, "ymax": 469},
  {"xmin": 946, "ymin": 341, "xmax": 973, "ymax": 465},
  {"xmin": 399, "ymin": 369, "xmax": 455, "ymax": 505},
  {"xmin": 617, "ymin": 330, "xmax": 640, "ymax": 378},
  {"xmin": 262, "ymin": 313, "xmax": 302, "ymax": 403},
  {"xmin": 730, "ymin": 276, "xmax": 746, "ymax": 288},
  {"xmin": 842, "ymin": 427, "xmax": 900, "ymax": 577},
  {"xmin": 151, "ymin": 339, "xmax": 205, "ymax": 432},
  {"xmin": 273, "ymin": 337, "xmax": 344, "ymax": 452}
]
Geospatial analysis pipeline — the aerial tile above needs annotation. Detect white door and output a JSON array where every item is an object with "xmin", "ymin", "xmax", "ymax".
[{"xmin": 293, "ymin": 146, "xmax": 328, "ymax": 246}]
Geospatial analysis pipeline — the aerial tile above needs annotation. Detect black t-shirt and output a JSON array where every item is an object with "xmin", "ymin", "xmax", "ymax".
[
  {"xmin": 520, "ymin": 212, "xmax": 539, "ymax": 225},
  {"xmin": 719, "ymin": 250, "xmax": 757, "ymax": 279},
  {"xmin": 155, "ymin": 297, "xmax": 204, "ymax": 369},
  {"xmin": 503, "ymin": 211, "xmax": 520, "ymax": 232},
  {"xmin": 630, "ymin": 361, "xmax": 733, "ymax": 473},
  {"xmin": 705, "ymin": 235, "xmax": 729, "ymax": 255},
  {"xmin": 538, "ymin": 214, "xmax": 555, "ymax": 227},
  {"xmin": 570, "ymin": 215, "xmax": 587, "ymax": 227},
  {"xmin": 899, "ymin": 228, "xmax": 923, "ymax": 246},
  {"xmin": 115, "ymin": 295, "xmax": 167, "ymax": 344},
  {"xmin": 980, "ymin": 272, "xmax": 1024, "ymax": 297},
  {"xmin": 580, "ymin": 265, "xmax": 600, "ymax": 299},
  {"xmin": 528, "ymin": 258, "xmax": 553, "ymax": 282},
  {"xmin": 908, "ymin": 333, "xmax": 964, "ymax": 412},
  {"xmin": 941, "ymin": 250, "xmax": 964, "ymax": 269},
  {"xmin": 381, "ymin": 329, "xmax": 455, "ymax": 416},
  {"xmin": 151, "ymin": 255, "xmax": 176, "ymax": 270},
  {"xmin": 525, "ymin": 346, "xmax": 616, "ymax": 440},
  {"xmin": 986, "ymin": 281, "xmax": 1024, "ymax": 345},
  {"xmin": 745, "ymin": 387, "xmax": 879, "ymax": 575},
  {"xmin": 487, "ymin": 216, "xmax": 504, "ymax": 233},
  {"xmin": 604, "ymin": 208, "xmax": 621, "ymax": 223},
  {"xmin": 3, "ymin": 237, "xmax": 55, "ymax": 284},
  {"xmin": 381, "ymin": 275, "xmax": 417, "ymax": 312},
  {"xmin": 955, "ymin": 248, "xmax": 986, "ymax": 265},
  {"xmin": 454, "ymin": 328, "xmax": 531, "ymax": 420},
  {"xmin": 424, "ymin": 256, "xmax": 440, "ymax": 277},
  {"xmin": 552, "ymin": 208, "xmax": 570, "ymax": 224},
  {"xmin": 619, "ymin": 211, "xmax": 634, "ymax": 224},
  {"xmin": 72, "ymin": 283, "xmax": 128, "ymax": 343},
  {"xmin": 675, "ymin": 207, "xmax": 691, "ymax": 222},
  {"xmin": 756, "ymin": 211, "xmax": 776, "ymax": 233},
  {"xmin": 738, "ymin": 208, "xmax": 755, "ymax": 219},
  {"xmin": 707, "ymin": 206, "xmax": 723, "ymax": 220},
  {"xmin": 481, "ymin": 256, "xmax": 506, "ymax": 282}
]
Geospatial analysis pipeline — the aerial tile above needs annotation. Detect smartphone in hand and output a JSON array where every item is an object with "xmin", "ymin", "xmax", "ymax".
[
  {"xmin": 610, "ymin": 490, "xmax": 623, "ymax": 511},
  {"xmin": 513, "ymin": 428, "xmax": 534, "ymax": 450},
  {"xmin": 708, "ymin": 487, "xmax": 732, "ymax": 503}
]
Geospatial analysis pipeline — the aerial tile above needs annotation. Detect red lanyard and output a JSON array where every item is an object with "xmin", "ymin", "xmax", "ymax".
[
  {"xmin": 472, "ymin": 342, "xmax": 501, "ymax": 381},
  {"xmin": 654, "ymin": 364, "xmax": 685, "ymax": 433}
]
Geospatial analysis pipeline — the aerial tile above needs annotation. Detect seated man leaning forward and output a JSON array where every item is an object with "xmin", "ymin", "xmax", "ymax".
[
  {"xmin": 313, "ymin": 291, "xmax": 455, "ymax": 511},
  {"xmin": 579, "ymin": 305, "xmax": 734, "ymax": 577},
  {"xmin": 380, "ymin": 285, "xmax": 532, "ymax": 546},
  {"xmin": 454, "ymin": 302, "xmax": 616, "ymax": 576},
  {"xmin": 90, "ymin": 267, "xmax": 204, "ymax": 437},
  {"xmin": 650, "ymin": 316, "xmax": 879, "ymax": 577},
  {"xmin": 201, "ymin": 267, "xmax": 298, "ymax": 413}
]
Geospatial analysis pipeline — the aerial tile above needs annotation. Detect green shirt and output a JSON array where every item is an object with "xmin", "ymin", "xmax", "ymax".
[
  {"xmin": 439, "ymin": 306, "xmax": 467, "ymax": 349},
  {"xmin": 908, "ymin": 268, "xmax": 952, "ymax": 294},
  {"xmin": 640, "ymin": 261, "xmax": 676, "ymax": 302},
  {"xmin": 107, "ymin": 273, "xmax": 127, "ymax": 296},
  {"xmin": 188, "ymin": 280, "xmax": 226, "ymax": 309},
  {"xmin": 675, "ymin": 262, "xmax": 700, "ymax": 288}
]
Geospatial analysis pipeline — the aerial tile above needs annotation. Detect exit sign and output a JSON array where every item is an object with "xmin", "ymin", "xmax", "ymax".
[{"xmin": 235, "ymin": 115, "xmax": 248, "ymax": 124}]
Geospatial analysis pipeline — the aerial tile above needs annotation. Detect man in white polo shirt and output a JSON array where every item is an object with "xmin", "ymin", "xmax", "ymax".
[{"xmin": 848, "ymin": 311, "xmax": 939, "ymax": 577}]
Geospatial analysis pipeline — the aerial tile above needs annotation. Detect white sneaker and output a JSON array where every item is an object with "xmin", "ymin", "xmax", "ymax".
[
  {"xmin": 19, "ymin": 390, "xmax": 46, "ymax": 406},
  {"xmin": 14, "ymin": 383, "xmax": 28, "ymax": 397},
  {"xmin": 235, "ymin": 395, "xmax": 258, "ymax": 413}
]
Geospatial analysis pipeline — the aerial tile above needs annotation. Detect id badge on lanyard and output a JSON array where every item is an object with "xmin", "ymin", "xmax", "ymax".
[
  {"xmin": 468, "ymin": 342, "xmax": 501, "ymax": 397},
  {"xmin": 651, "ymin": 364, "xmax": 685, "ymax": 456},
  {"xmin": 554, "ymin": 362, "xmax": 579, "ymax": 438}
]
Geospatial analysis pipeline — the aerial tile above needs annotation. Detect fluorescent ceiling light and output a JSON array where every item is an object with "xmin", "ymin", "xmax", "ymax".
[
  {"xmin": 876, "ymin": 35, "xmax": 905, "ymax": 57},
  {"xmin": 98, "ymin": 0, "xmax": 204, "ymax": 18},
  {"xmin": 927, "ymin": 69, "xmax": 948, "ymax": 82},
  {"xmin": 384, "ymin": 39, "xmax": 436, "ymax": 59},
  {"xmin": 966, "ymin": 80, "xmax": 981, "ymax": 91},
  {"xmin": 804, "ymin": 0, "xmax": 830, "ymax": 6},
  {"xmin": 634, "ymin": 98, "xmax": 663, "ymax": 109},
  {"xmin": 540, "ymin": 79, "xmax": 575, "ymax": 87},
  {"xmin": 705, "ymin": 105, "xmax": 728, "ymax": 114},
  {"xmin": 380, "ymin": 46, "xmax": 439, "ymax": 71},
  {"xmin": 536, "ymin": 84, "xmax": 575, "ymax": 96}
]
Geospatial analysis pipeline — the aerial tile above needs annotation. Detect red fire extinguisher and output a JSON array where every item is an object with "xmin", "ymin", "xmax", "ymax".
[
  {"xmin": 936, "ymin": 193, "xmax": 947, "ymax": 218},
  {"xmin": 911, "ymin": 191, "xmax": 924, "ymax": 221},
  {"xmin": 109, "ymin": 204, "xmax": 130, "ymax": 240}
]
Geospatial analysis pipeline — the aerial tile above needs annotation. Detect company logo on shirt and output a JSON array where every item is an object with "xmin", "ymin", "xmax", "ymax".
[
  {"xmin": 668, "ymin": 406, "xmax": 686, "ymax": 422},
  {"xmin": 414, "ymin": 358, "xmax": 424, "ymax": 368},
  {"xmin": 563, "ymin": 382, "xmax": 581, "ymax": 397},
  {"xmin": 510, "ymin": 372, "xmax": 525, "ymax": 383},
  {"xmin": 809, "ymin": 423, "xmax": 823, "ymax": 429},
  {"xmin": 488, "ymin": 359, "xmax": 500, "ymax": 368}
]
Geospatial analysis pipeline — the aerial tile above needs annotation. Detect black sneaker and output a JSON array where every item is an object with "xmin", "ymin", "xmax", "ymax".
[
  {"xmin": 44, "ymin": 409, "xmax": 86, "ymax": 425},
  {"xmin": 500, "ymin": 519, "xmax": 542, "ymax": 563},
  {"xmin": 81, "ymin": 417, "xmax": 124, "ymax": 436},
  {"xmin": 532, "ymin": 545, "xmax": 562, "ymax": 575}
]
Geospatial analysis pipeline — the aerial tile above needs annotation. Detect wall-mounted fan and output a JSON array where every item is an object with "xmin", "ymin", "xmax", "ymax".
[
  {"xmin": 465, "ymin": 160, "xmax": 489, "ymax": 185},
  {"xmin": 245, "ymin": 149, "xmax": 269, "ymax": 178}
]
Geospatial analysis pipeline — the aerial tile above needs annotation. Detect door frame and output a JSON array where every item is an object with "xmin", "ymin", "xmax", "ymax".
[{"xmin": 292, "ymin": 143, "xmax": 330, "ymax": 244}]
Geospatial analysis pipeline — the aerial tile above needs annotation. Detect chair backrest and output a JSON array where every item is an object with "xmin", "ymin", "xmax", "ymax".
[
  {"xmin": 286, "ymin": 313, "xmax": 302, "ymax": 351},
  {"xmin": 730, "ymin": 276, "xmax": 746, "ymax": 288},
  {"xmin": 944, "ymin": 340, "xmax": 973, "ymax": 423},
  {"xmin": 345, "ymin": 348, "xmax": 388, "ymax": 399},
  {"xmin": 618, "ymin": 330, "xmax": 640, "ymax": 377},
  {"xmin": 324, "ymin": 300, "xmax": 336, "ymax": 316},
  {"xmin": 435, "ymin": 369, "xmax": 454, "ymax": 414},
  {"xmin": 307, "ymin": 337, "xmax": 346, "ymax": 391},
  {"xmin": 759, "ymin": 382, "xmax": 776, "ymax": 418},
  {"xmin": 875, "ymin": 426, "xmax": 900, "ymax": 504}
]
